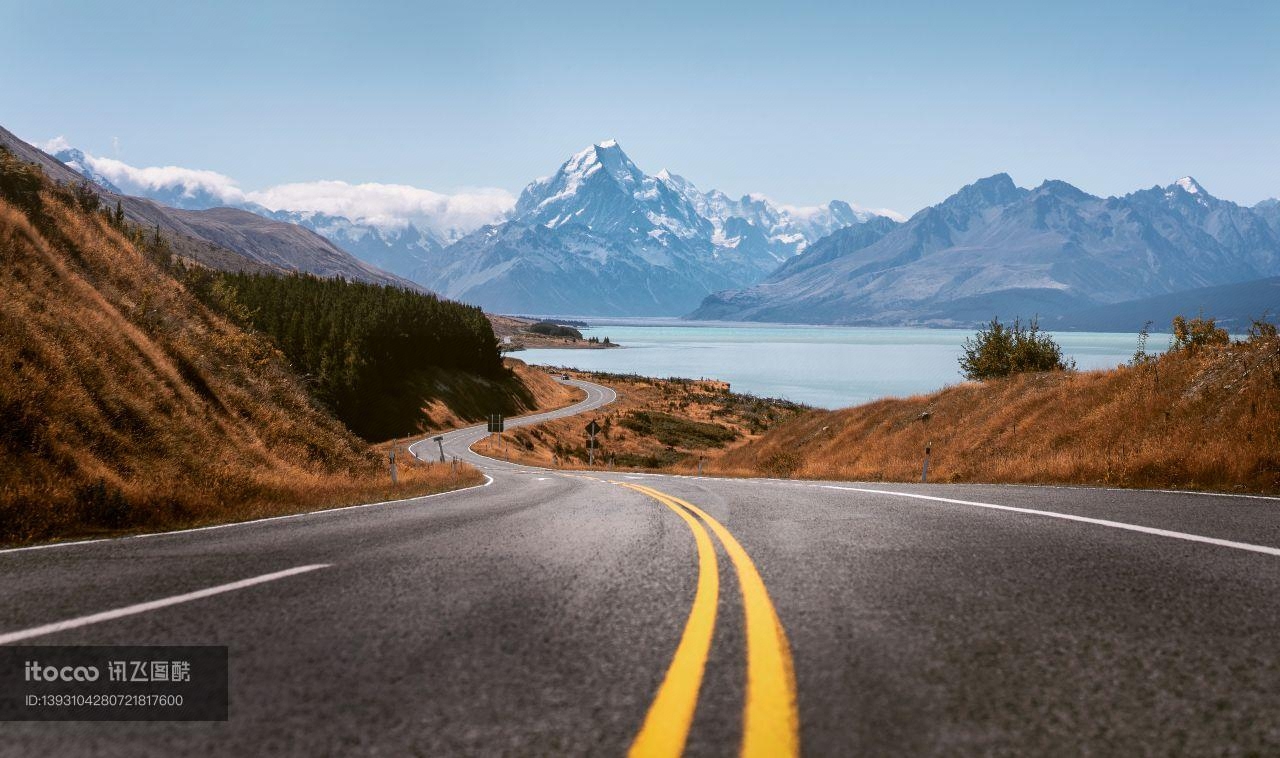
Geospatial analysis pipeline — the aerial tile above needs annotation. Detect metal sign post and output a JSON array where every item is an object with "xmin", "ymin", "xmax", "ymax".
[
  {"xmin": 389, "ymin": 439, "xmax": 398, "ymax": 485},
  {"xmin": 488, "ymin": 414, "xmax": 506, "ymax": 459},
  {"xmin": 586, "ymin": 417, "xmax": 599, "ymax": 466},
  {"xmin": 433, "ymin": 435, "xmax": 445, "ymax": 463}
]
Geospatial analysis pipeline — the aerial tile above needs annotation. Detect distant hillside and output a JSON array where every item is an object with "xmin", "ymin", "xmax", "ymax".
[
  {"xmin": 0, "ymin": 147, "xmax": 476, "ymax": 545},
  {"xmin": 1050, "ymin": 277, "xmax": 1280, "ymax": 332},
  {"xmin": 691, "ymin": 174, "xmax": 1280, "ymax": 327},
  {"xmin": 711, "ymin": 327, "xmax": 1280, "ymax": 494},
  {"xmin": 0, "ymin": 125, "xmax": 414, "ymax": 288}
]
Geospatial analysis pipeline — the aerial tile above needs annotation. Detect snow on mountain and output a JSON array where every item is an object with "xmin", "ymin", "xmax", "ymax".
[
  {"xmin": 1175, "ymin": 176, "xmax": 1202, "ymax": 195},
  {"xmin": 515, "ymin": 141, "xmax": 710, "ymax": 241},
  {"xmin": 656, "ymin": 169, "xmax": 898, "ymax": 261},
  {"xmin": 415, "ymin": 140, "xmax": 892, "ymax": 315}
]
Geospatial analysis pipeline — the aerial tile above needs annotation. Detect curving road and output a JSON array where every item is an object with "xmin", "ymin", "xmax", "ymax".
[{"xmin": 2, "ymin": 377, "xmax": 1279, "ymax": 756}]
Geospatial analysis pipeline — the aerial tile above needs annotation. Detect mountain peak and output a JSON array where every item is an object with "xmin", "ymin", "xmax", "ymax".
[
  {"xmin": 1172, "ymin": 176, "xmax": 1206, "ymax": 196},
  {"xmin": 945, "ymin": 172, "xmax": 1025, "ymax": 209}
]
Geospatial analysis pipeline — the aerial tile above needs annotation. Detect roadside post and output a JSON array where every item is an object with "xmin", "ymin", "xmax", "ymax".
[
  {"xmin": 389, "ymin": 439, "xmax": 398, "ymax": 485},
  {"xmin": 433, "ymin": 435, "xmax": 445, "ymax": 463},
  {"xmin": 698, "ymin": 455, "xmax": 704, "ymax": 476},
  {"xmin": 922, "ymin": 441, "xmax": 931, "ymax": 483},
  {"xmin": 488, "ymin": 414, "xmax": 505, "ymax": 459},
  {"xmin": 585, "ymin": 419, "xmax": 601, "ymax": 466}
]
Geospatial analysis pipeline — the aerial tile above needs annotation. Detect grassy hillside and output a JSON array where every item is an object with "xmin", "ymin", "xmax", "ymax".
[
  {"xmin": 712, "ymin": 331, "xmax": 1280, "ymax": 494},
  {"xmin": 0, "ymin": 147, "xmax": 480, "ymax": 545},
  {"xmin": 414, "ymin": 358, "xmax": 583, "ymax": 433},
  {"xmin": 473, "ymin": 370, "xmax": 807, "ymax": 470}
]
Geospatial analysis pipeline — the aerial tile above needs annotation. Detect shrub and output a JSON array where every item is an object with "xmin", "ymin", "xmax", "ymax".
[
  {"xmin": 1170, "ymin": 315, "xmax": 1229, "ymax": 352},
  {"xmin": 618, "ymin": 410, "xmax": 739, "ymax": 448},
  {"xmin": 959, "ymin": 316, "xmax": 1072, "ymax": 380},
  {"xmin": 1248, "ymin": 317, "xmax": 1277, "ymax": 341},
  {"xmin": 1130, "ymin": 320, "xmax": 1156, "ymax": 366},
  {"xmin": 527, "ymin": 321, "xmax": 582, "ymax": 339}
]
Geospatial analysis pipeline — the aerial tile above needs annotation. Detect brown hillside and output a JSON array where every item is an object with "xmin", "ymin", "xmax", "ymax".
[
  {"xmin": 712, "ymin": 336, "xmax": 1280, "ymax": 494},
  {"xmin": 473, "ymin": 370, "xmax": 807, "ymax": 470},
  {"xmin": 414, "ymin": 357, "xmax": 583, "ymax": 433},
  {"xmin": 0, "ymin": 152, "xmax": 478, "ymax": 545}
]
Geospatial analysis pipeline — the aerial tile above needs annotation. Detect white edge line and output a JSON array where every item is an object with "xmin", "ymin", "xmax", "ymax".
[
  {"xmin": 0, "ymin": 476, "xmax": 495, "ymax": 556},
  {"xmin": 822, "ymin": 485, "xmax": 1280, "ymax": 557},
  {"xmin": 0, "ymin": 564, "xmax": 330, "ymax": 645}
]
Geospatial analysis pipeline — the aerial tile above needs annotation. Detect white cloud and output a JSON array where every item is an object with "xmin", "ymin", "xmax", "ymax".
[
  {"xmin": 37, "ymin": 136, "xmax": 73, "ymax": 153},
  {"xmin": 46, "ymin": 141, "xmax": 514, "ymax": 236},
  {"xmin": 83, "ymin": 155, "xmax": 247, "ymax": 205},
  {"xmin": 247, "ymin": 180, "xmax": 514, "ymax": 236}
]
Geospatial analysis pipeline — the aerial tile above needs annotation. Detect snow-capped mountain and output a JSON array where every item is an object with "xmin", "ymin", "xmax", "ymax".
[
  {"xmin": 255, "ymin": 208, "xmax": 453, "ymax": 280},
  {"xmin": 416, "ymin": 141, "xmax": 890, "ymax": 314},
  {"xmin": 691, "ymin": 173, "xmax": 1280, "ymax": 327},
  {"xmin": 658, "ymin": 169, "xmax": 884, "ymax": 260}
]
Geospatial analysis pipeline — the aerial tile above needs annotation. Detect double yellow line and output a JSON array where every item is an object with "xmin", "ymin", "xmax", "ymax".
[{"xmin": 619, "ymin": 482, "xmax": 799, "ymax": 758}]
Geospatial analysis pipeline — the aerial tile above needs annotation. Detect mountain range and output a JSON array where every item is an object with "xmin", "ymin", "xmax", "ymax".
[
  {"xmin": 408, "ymin": 141, "xmax": 891, "ymax": 314},
  {"xmin": 691, "ymin": 173, "xmax": 1280, "ymax": 327},
  {"xmin": 42, "ymin": 136, "xmax": 891, "ymax": 315},
  {"xmin": 17, "ymin": 126, "xmax": 1280, "ymax": 327}
]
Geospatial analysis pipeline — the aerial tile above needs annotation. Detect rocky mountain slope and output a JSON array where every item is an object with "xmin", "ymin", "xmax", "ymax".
[{"xmin": 691, "ymin": 174, "xmax": 1280, "ymax": 326}]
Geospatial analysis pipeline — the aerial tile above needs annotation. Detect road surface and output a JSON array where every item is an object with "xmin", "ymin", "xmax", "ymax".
[{"xmin": 2, "ymin": 377, "xmax": 1278, "ymax": 756}]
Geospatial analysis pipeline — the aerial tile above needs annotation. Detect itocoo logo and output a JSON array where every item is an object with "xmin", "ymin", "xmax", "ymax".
[{"xmin": 24, "ymin": 661, "xmax": 100, "ymax": 682}]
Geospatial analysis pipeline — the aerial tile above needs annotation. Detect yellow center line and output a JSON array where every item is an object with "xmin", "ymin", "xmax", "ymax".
[
  {"xmin": 629, "ymin": 483, "xmax": 800, "ymax": 758},
  {"xmin": 619, "ymin": 482, "xmax": 720, "ymax": 758}
]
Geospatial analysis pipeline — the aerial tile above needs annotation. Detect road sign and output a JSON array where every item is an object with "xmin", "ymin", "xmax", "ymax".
[
  {"xmin": 585, "ymin": 420, "xmax": 601, "ymax": 437},
  {"xmin": 488, "ymin": 414, "xmax": 504, "ymax": 433}
]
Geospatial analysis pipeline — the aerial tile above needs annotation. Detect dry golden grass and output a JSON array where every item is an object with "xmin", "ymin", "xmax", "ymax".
[
  {"xmin": 0, "ymin": 188, "xmax": 482, "ymax": 546},
  {"xmin": 713, "ymin": 339, "xmax": 1280, "ymax": 494},
  {"xmin": 415, "ymin": 358, "xmax": 583, "ymax": 433},
  {"xmin": 473, "ymin": 369, "xmax": 806, "ymax": 471}
]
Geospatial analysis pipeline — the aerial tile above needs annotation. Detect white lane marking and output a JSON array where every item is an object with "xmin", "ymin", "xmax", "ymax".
[
  {"xmin": 823, "ymin": 486, "xmax": 1280, "ymax": 557},
  {"xmin": 0, "ymin": 476, "xmax": 495, "ymax": 556},
  {"xmin": 536, "ymin": 477, "xmax": 549, "ymax": 481},
  {"xmin": 0, "ymin": 565, "xmax": 330, "ymax": 645}
]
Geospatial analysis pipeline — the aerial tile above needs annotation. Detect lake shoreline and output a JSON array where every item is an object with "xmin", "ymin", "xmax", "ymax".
[{"xmin": 517, "ymin": 322, "xmax": 1153, "ymax": 410}]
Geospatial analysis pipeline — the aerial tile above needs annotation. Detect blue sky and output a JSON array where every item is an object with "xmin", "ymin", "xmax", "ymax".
[{"xmin": 2, "ymin": 0, "xmax": 1277, "ymax": 215}]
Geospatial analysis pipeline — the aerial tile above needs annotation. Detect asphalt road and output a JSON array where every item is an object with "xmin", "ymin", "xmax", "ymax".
[{"xmin": 2, "ymin": 377, "xmax": 1278, "ymax": 756}]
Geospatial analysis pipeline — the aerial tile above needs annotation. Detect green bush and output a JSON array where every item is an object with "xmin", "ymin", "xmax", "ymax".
[
  {"xmin": 959, "ymin": 316, "xmax": 1072, "ymax": 380},
  {"xmin": 619, "ymin": 411, "xmax": 738, "ymax": 449},
  {"xmin": 528, "ymin": 321, "xmax": 582, "ymax": 339}
]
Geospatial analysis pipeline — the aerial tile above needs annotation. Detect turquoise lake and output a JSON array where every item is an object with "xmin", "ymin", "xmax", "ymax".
[{"xmin": 521, "ymin": 319, "xmax": 1159, "ymax": 409}]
